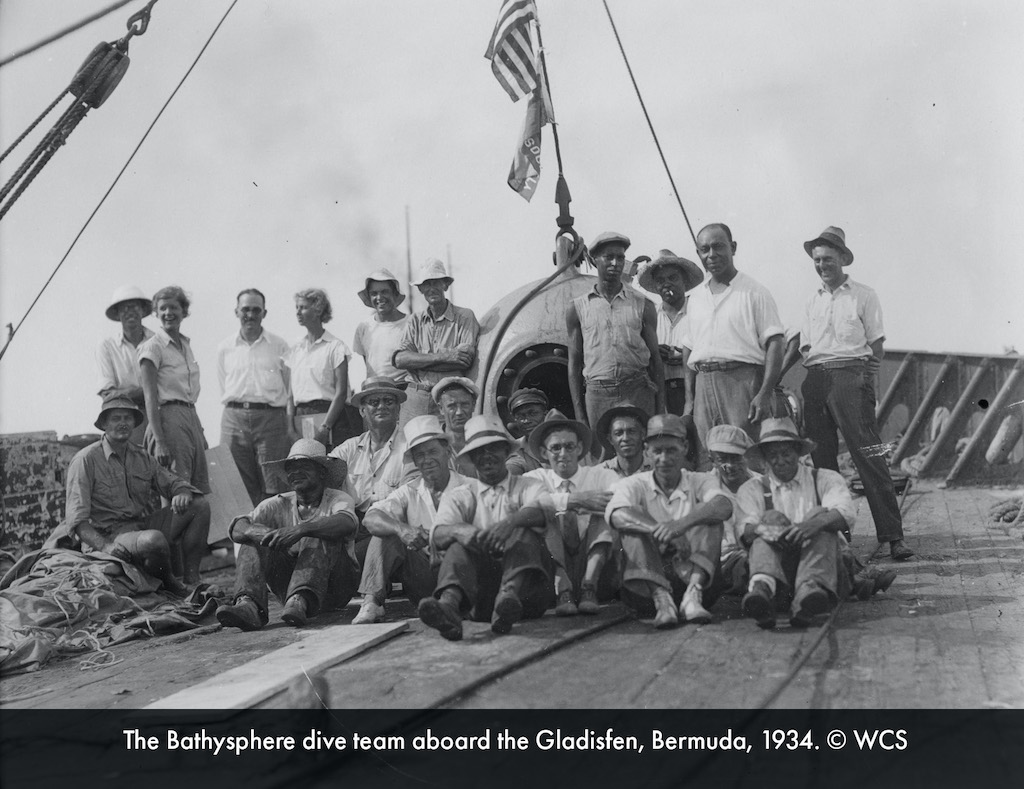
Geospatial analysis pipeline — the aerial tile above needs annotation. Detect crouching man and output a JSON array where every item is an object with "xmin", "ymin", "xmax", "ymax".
[
  {"xmin": 525, "ymin": 409, "xmax": 621, "ymax": 616},
  {"xmin": 737, "ymin": 418, "xmax": 854, "ymax": 629},
  {"xmin": 216, "ymin": 439, "xmax": 359, "ymax": 630},
  {"xmin": 418, "ymin": 415, "xmax": 554, "ymax": 640},
  {"xmin": 351, "ymin": 416, "xmax": 470, "ymax": 624},
  {"xmin": 54, "ymin": 395, "xmax": 211, "ymax": 595},
  {"xmin": 607, "ymin": 415, "xmax": 731, "ymax": 628}
]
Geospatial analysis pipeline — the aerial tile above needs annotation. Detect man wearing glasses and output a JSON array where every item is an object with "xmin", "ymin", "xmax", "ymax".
[{"xmin": 567, "ymin": 231, "xmax": 665, "ymax": 431}]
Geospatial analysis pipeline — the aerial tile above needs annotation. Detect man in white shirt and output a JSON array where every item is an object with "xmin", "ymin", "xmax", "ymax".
[
  {"xmin": 216, "ymin": 289, "xmax": 292, "ymax": 506},
  {"xmin": 525, "ymin": 410, "xmax": 620, "ymax": 616},
  {"xmin": 419, "ymin": 415, "xmax": 553, "ymax": 640},
  {"xmin": 96, "ymin": 285, "xmax": 154, "ymax": 445},
  {"xmin": 684, "ymin": 223, "xmax": 786, "ymax": 455},
  {"xmin": 351, "ymin": 416, "xmax": 469, "ymax": 624},
  {"xmin": 637, "ymin": 250, "xmax": 703, "ymax": 418},
  {"xmin": 607, "ymin": 415, "xmax": 732, "ymax": 628},
  {"xmin": 784, "ymin": 226, "xmax": 912, "ymax": 561},
  {"xmin": 736, "ymin": 418, "xmax": 855, "ymax": 629}
]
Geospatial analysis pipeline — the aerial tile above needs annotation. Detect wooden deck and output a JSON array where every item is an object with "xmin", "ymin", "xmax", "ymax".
[{"xmin": 3, "ymin": 482, "xmax": 1022, "ymax": 710}]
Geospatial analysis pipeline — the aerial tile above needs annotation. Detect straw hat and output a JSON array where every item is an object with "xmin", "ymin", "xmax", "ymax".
[
  {"xmin": 265, "ymin": 439, "xmax": 347, "ymax": 489},
  {"xmin": 637, "ymin": 249, "xmax": 704, "ymax": 294},
  {"xmin": 528, "ymin": 409, "xmax": 593, "ymax": 459},
  {"xmin": 357, "ymin": 268, "xmax": 406, "ymax": 308},
  {"xmin": 411, "ymin": 258, "xmax": 454, "ymax": 287},
  {"xmin": 351, "ymin": 376, "xmax": 408, "ymax": 407},
  {"xmin": 457, "ymin": 415, "xmax": 514, "ymax": 457},
  {"xmin": 94, "ymin": 394, "xmax": 144, "ymax": 430},
  {"xmin": 105, "ymin": 285, "xmax": 152, "ymax": 321},
  {"xmin": 803, "ymin": 226, "xmax": 854, "ymax": 265}
]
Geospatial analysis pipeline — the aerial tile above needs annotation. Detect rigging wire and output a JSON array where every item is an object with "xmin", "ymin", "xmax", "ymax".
[
  {"xmin": 0, "ymin": 0, "xmax": 137, "ymax": 69},
  {"xmin": 601, "ymin": 0, "xmax": 698, "ymax": 248},
  {"xmin": 0, "ymin": 0, "xmax": 241, "ymax": 363}
]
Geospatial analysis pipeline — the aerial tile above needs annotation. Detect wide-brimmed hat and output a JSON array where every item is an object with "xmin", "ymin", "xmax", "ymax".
[
  {"xmin": 411, "ymin": 258, "xmax": 454, "ymax": 287},
  {"xmin": 94, "ymin": 394, "xmax": 144, "ymax": 430},
  {"xmin": 508, "ymin": 387, "xmax": 549, "ymax": 413},
  {"xmin": 402, "ymin": 415, "xmax": 450, "ymax": 461},
  {"xmin": 351, "ymin": 376, "xmax": 408, "ymax": 407},
  {"xmin": 528, "ymin": 409, "xmax": 593, "ymax": 459},
  {"xmin": 595, "ymin": 402, "xmax": 650, "ymax": 443},
  {"xmin": 706, "ymin": 424, "xmax": 755, "ymax": 456},
  {"xmin": 457, "ymin": 414, "xmax": 514, "ymax": 457},
  {"xmin": 637, "ymin": 249, "xmax": 704, "ymax": 295},
  {"xmin": 357, "ymin": 268, "xmax": 406, "ymax": 308},
  {"xmin": 745, "ymin": 417, "xmax": 815, "ymax": 462},
  {"xmin": 105, "ymin": 285, "xmax": 152, "ymax": 321},
  {"xmin": 430, "ymin": 376, "xmax": 479, "ymax": 405},
  {"xmin": 264, "ymin": 438, "xmax": 348, "ymax": 489},
  {"xmin": 803, "ymin": 226, "xmax": 854, "ymax": 265},
  {"xmin": 589, "ymin": 231, "xmax": 631, "ymax": 258}
]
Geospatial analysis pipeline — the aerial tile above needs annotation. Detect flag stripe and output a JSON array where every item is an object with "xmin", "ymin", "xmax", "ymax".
[{"xmin": 485, "ymin": 0, "xmax": 540, "ymax": 102}]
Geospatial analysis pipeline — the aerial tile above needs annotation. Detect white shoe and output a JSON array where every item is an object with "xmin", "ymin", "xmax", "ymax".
[
  {"xmin": 352, "ymin": 597, "xmax": 385, "ymax": 624},
  {"xmin": 680, "ymin": 584, "xmax": 712, "ymax": 624},
  {"xmin": 652, "ymin": 587, "xmax": 679, "ymax": 629}
]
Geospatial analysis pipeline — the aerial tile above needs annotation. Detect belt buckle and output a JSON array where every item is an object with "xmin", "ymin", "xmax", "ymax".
[{"xmin": 242, "ymin": 402, "xmax": 251, "ymax": 409}]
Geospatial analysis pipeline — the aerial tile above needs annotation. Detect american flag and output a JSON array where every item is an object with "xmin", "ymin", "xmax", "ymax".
[{"xmin": 484, "ymin": 0, "xmax": 541, "ymax": 103}]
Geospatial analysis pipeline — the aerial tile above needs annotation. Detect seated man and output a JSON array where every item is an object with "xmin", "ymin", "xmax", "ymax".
[
  {"xmin": 351, "ymin": 416, "xmax": 470, "ymax": 624},
  {"xmin": 525, "ymin": 410, "xmax": 620, "ymax": 616},
  {"xmin": 736, "ymin": 417, "xmax": 854, "ymax": 629},
  {"xmin": 504, "ymin": 387, "xmax": 549, "ymax": 475},
  {"xmin": 418, "ymin": 415, "xmax": 554, "ymax": 640},
  {"xmin": 607, "ymin": 415, "xmax": 731, "ymax": 628},
  {"xmin": 216, "ymin": 439, "xmax": 359, "ymax": 630},
  {"xmin": 431, "ymin": 375, "xmax": 480, "ymax": 478},
  {"xmin": 596, "ymin": 402, "xmax": 651, "ymax": 478},
  {"xmin": 53, "ymin": 395, "xmax": 210, "ymax": 595},
  {"xmin": 705, "ymin": 424, "xmax": 759, "ymax": 596}
]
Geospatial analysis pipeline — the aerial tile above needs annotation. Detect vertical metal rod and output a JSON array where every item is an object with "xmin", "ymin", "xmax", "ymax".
[
  {"xmin": 891, "ymin": 355, "xmax": 954, "ymax": 465},
  {"xmin": 405, "ymin": 205, "xmax": 414, "ymax": 314},
  {"xmin": 916, "ymin": 359, "xmax": 992, "ymax": 477},
  {"xmin": 446, "ymin": 243, "xmax": 453, "ymax": 303}
]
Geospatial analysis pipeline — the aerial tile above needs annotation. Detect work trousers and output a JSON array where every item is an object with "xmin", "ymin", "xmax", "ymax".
[
  {"xmin": 664, "ymin": 378, "xmax": 687, "ymax": 418},
  {"xmin": 618, "ymin": 523, "xmax": 722, "ymax": 615},
  {"xmin": 584, "ymin": 373, "xmax": 656, "ymax": 432},
  {"xmin": 693, "ymin": 365, "xmax": 762, "ymax": 450},
  {"xmin": 802, "ymin": 364, "xmax": 904, "ymax": 542},
  {"xmin": 434, "ymin": 529, "xmax": 554, "ymax": 622},
  {"xmin": 545, "ymin": 512, "xmax": 620, "ymax": 599},
  {"xmin": 220, "ymin": 407, "xmax": 290, "ymax": 506},
  {"xmin": 748, "ymin": 531, "xmax": 839, "ymax": 599},
  {"xmin": 357, "ymin": 534, "xmax": 437, "ymax": 607},
  {"xmin": 234, "ymin": 536, "xmax": 359, "ymax": 624}
]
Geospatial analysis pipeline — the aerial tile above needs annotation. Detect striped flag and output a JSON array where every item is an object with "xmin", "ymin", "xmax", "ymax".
[{"xmin": 485, "ymin": 0, "xmax": 554, "ymax": 201}]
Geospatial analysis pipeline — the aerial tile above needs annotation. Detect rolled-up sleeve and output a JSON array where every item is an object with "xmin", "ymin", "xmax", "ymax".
[
  {"xmin": 605, "ymin": 476, "xmax": 644, "ymax": 524},
  {"xmin": 818, "ymin": 469, "xmax": 857, "ymax": 530}
]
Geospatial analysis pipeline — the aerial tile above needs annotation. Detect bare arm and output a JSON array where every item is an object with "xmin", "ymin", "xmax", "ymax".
[
  {"xmin": 316, "ymin": 360, "xmax": 349, "ymax": 446},
  {"xmin": 477, "ymin": 504, "xmax": 546, "ymax": 553},
  {"xmin": 749, "ymin": 333, "xmax": 785, "ymax": 423},
  {"xmin": 139, "ymin": 359, "xmax": 170, "ymax": 465},
  {"xmin": 363, "ymin": 506, "xmax": 428, "ymax": 550},
  {"xmin": 779, "ymin": 332, "xmax": 802, "ymax": 380},
  {"xmin": 261, "ymin": 510, "xmax": 358, "ymax": 550},
  {"xmin": 682, "ymin": 347, "xmax": 695, "ymax": 417},
  {"xmin": 393, "ymin": 347, "xmax": 473, "ymax": 372},
  {"xmin": 566, "ymin": 303, "xmax": 586, "ymax": 424},
  {"xmin": 641, "ymin": 299, "xmax": 666, "ymax": 414}
]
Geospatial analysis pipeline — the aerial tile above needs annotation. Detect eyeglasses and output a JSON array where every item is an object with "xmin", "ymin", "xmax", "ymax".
[
  {"xmin": 545, "ymin": 441, "xmax": 579, "ymax": 455},
  {"xmin": 364, "ymin": 397, "xmax": 398, "ymax": 409}
]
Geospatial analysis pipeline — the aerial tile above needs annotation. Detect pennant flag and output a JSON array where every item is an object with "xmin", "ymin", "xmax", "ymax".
[{"xmin": 485, "ymin": 0, "xmax": 554, "ymax": 201}]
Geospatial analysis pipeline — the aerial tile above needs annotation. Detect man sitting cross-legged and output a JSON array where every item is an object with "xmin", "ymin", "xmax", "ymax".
[
  {"xmin": 216, "ymin": 439, "xmax": 359, "ymax": 630},
  {"xmin": 525, "ymin": 409, "xmax": 621, "ymax": 616},
  {"xmin": 607, "ymin": 415, "xmax": 732, "ymax": 628},
  {"xmin": 418, "ymin": 415, "xmax": 554, "ymax": 640},
  {"xmin": 351, "ymin": 416, "xmax": 470, "ymax": 624}
]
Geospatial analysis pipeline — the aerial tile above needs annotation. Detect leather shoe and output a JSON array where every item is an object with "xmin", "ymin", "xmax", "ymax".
[
  {"xmin": 418, "ymin": 597, "xmax": 463, "ymax": 641},
  {"xmin": 790, "ymin": 586, "xmax": 829, "ymax": 628},
  {"xmin": 889, "ymin": 540, "xmax": 914, "ymax": 561},
  {"xmin": 652, "ymin": 587, "xmax": 678, "ymax": 629},
  {"xmin": 577, "ymin": 584, "xmax": 600, "ymax": 615},
  {"xmin": 216, "ymin": 596, "xmax": 263, "ymax": 631},
  {"xmin": 491, "ymin": 588, "xmax": 523, "ymax": 634},
  {"xmin": 554, "ymin": 589, "xmax": 578, "ymax": 616},
  {"xmin": 680, "ymin": 584, "xmax": 712, "ymax": 624},
  {"xmin": 281, "ymin": 594, "xmax": 310, "ymax": 626},
  {"xmin": 742, "ymin": 582, "xmax": 776, "ymax": 629}
]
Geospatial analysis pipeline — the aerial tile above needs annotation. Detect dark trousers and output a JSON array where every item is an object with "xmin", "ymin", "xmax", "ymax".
[
  {"xmin": 234, "ymin": 537, "xmax": 359, "ymax": 623},
  {"xmin": 434, "ymin": 529, "xmax": 554, "ymax": 622},
  {"xmin": 665, "ymin": 379, "xmax": 687, "ymax": 417},
  {"xmin": 802, "ymin": 364, "xmax": 904, "ymax": 543},
  {"xmin": 358, "ymin": 535, "xmax": 437, "ymax": 606}
]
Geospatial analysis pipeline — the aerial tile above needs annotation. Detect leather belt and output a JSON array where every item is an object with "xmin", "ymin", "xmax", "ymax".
[
  {"xmin": 226, "ymin": 401, "xmax": 280, "ymax": 410},
  {"xmin": 295, "ymin": 399, "xmax": 332, "ymax": 410},
  {"xmin": 161, "ymin": 400, "xmax": 195, "ymax": 408},
  {"xmin": 813, "ymin": 359, "xmax": 868, "ymax": 370},
  {"xmin": 694, "ymin": 361, "xmax": 754, "ymax": 373}
]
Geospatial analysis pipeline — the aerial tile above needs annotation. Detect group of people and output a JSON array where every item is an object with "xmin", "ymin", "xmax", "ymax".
[{"xmin": 60, "ymin": 220, "xmax": 907, "ymax": 642}]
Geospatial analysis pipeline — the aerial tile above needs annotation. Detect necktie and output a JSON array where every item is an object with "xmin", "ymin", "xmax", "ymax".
[{"xmin": 559, "ymin": 480, "xmax": 581, "ymax": 553}]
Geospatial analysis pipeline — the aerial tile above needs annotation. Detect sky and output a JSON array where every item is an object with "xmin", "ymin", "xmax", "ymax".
[{"xmin": 1, "ymin": 0, "xmax": 1022, "ymax": 440}]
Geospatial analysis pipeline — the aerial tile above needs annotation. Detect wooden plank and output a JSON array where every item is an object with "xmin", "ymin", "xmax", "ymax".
[
  {"xmin": 205, "ymin": 444, "xmax": 252, "ymax": 545},
  {"xmin": 146, "ymin": 621, "xmax": 406, "ymax": 709}
]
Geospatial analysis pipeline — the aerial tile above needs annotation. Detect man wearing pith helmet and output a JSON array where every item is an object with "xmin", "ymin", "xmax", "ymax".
[
  {"xmin": 393, "ymin": 258, "xmax": 480, "ymax": 424},
  {"xmin": 525, "ymin": 409, "xmax": 621, "ymax": 616},
  {"xmin": 97, "ymin": 285, "xmax": 155, "ymax": 444},
  {"xmin": 783, "ymin": 226, "xmax": 912, "ymax": 561},
  {"xmin": 419, "ymin": 415, "xmax": 553, "ymax": 641},
  {"xmin": 607, "ymin": 414, "xmax": 731, "ymax": 629},
  {"xmin": 736, "ymin": 417, "xmax": 855, "ymax": 630},
  {"xmin": 567, "ymin": 231, "xmax": 665, "ymax": 430},
  {"xmin": 637, "ymin": 250, "xmax": 704, "ymax": 418}
]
